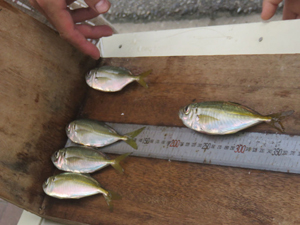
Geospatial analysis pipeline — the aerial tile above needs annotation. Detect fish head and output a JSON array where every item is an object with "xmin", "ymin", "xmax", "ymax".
[
  {"xmin": 179, "ymin": 103, "xmax": 197, "ymax": 128},
  {"xmin": 66, "ymin": 122, "xmax": 77, "ymax": 138},
  {"xmin": 85, "ymin": 70, "xmax": 96, "ymax": 88},
  {"xmin": 51, "ymin": 149, "xmax": 66, "ymax": 169},
  {"xmin": 43, "ymin": 176, "xmax": 56, "ymax": 195}
]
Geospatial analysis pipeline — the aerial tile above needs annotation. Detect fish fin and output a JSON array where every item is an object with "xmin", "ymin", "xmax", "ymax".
[
  {"xmin": 136, "ymin": 70, "xmax": 152, "ymax": 88},
  {"xmin": 124, "ymin": 127, "xmax": 146, "ymax": 150},
  {"xmin": 111, "ymin": 153, "xmax": 131, "ymax": 174},
  {"xmin": 104, "ymin": 191, "xmax": 122, "ymax": 212},
  {"xmin": 266, "ymin": 110, "xmax": 294, "ymax": 133}
]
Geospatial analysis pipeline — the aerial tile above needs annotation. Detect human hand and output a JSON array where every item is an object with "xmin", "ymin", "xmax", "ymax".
[
  {"xmin": 261, "ymin": 0, "xmax": 300, "ymax": 20},
  {"xmin": 29, "ymin": 0, "xmax": 113, "ymax": 59}
]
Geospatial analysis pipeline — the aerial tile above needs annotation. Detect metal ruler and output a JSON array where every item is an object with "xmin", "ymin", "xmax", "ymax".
[{"xmin": 68, "ymin": 123, "xmax": 300, "ymax": 174}]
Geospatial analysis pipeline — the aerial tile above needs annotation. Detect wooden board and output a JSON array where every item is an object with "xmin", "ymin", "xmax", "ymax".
[
  {"xmin": 0, "ymin": 1, "xmax": 96, "ymax": 215},
  {"xmin": 41, "ymin": 55, "xmax": 300, "ymax": 225},
  {"xmin": 3, "ymin": 2, "xmax": 300, "ymax": 225},
  {"xmin": 82, "ymin": 56, "xmax": 299, "ymax": 134}
]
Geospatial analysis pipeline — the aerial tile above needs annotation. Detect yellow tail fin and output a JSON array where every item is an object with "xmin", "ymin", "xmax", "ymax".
[
  {"xmin": 136, "ymin": 69, "xmax": 152, "ymax": 88},
  {"xmin": 104, "ymin": 190, "xmax": 122, "ymax": 212},
  {"xmin": 111, "ymin": 153, "xmax": 131, "ymax": 174},
  {"xmin": 267, "ymin": 110, "xmax": 294, "ymax": 132},
  {"xmin": 124, "ymin": 127, "xmax": 145, "ymax": 150}
]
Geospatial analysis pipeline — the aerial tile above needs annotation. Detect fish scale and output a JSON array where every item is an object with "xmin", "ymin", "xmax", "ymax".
[{"xmin": 65, "ymin": 123, "xmax": 300, "ymax": 174}]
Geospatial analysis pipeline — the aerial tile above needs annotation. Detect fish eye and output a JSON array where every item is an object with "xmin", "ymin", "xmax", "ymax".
[
  {"xmin": 184, "ymin": 105, "xmax": 190, "ymax": 115},
  {"xmin": 54, "ymin": 151, "xmax": 59, "ymax": 158}
]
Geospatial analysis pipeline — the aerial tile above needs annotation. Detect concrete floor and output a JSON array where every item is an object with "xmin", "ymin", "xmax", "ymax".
[
  {"xmin": 0, "ymin": 198, "xmax": 23, "ymax": 225},
  {"xmin": 112, "ymin": 13, "xmax": 282, "ymax": 33}
]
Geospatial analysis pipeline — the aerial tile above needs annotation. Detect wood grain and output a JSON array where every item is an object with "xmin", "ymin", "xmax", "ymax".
[
  {"xmin": 43, "ymin": 54, "xmax": 300, "ymax": 225},
  {"xmin": 3, "ymin": 2, "xmax": 300, "ymax": 225},
  {"xmin": 0, "ymin": 1, "xmax": 96, "ymax": 215},
  {"xmin": 81, "ymin": 56, "xmax": 299, "ymax": 134}
]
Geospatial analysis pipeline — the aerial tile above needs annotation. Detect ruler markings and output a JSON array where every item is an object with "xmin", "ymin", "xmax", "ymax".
[{"xmin": 65, "ymin": 123, "xmax": 300, "ymax": 174}]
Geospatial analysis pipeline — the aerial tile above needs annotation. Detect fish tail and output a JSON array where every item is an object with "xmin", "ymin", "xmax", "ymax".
[
  {"xmin": 124, "ymin": 127, "xmax": 145, "ymax": 150},
  {"xmin": 136, "ymin": 69, "xmax": 152, "ymax": 88},
  {"xmin": 104, "ymin": 190, "xmax": 122, "ymax": 212},
  {"xmin": 267, "ymin": 110, "xmax": 294, "ymax": 133},
  {"xmin": 111, "ymin": 153, "xmax": 131, "ymax": 174}
]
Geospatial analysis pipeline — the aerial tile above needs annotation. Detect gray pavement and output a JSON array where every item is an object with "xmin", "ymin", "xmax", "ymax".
[
  {"xmin": 6, "ymin": 0, "xmax": 284, "ymax": 33},
  {"xmin": 105, "ymin": 0, "xmax": 283, "ymax": 23}
]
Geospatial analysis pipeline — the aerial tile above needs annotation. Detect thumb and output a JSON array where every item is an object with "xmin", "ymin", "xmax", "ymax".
[
  {"xmin": 84, "ymin": 0, "xmax": 111, "ymax": 14},
  {"xmin": 261, "ymin": 0, "xmax": 283, "ymax": 20}
]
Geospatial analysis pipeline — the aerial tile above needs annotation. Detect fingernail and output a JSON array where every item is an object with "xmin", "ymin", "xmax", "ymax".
[{"xmin": 95, "ymin": 0, "xmax": 109, "ymax": 14}]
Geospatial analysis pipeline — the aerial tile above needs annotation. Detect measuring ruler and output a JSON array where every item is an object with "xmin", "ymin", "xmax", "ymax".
[{"xmin": 67, "ymin": 123, "xmax": 300, "ymax": 174}]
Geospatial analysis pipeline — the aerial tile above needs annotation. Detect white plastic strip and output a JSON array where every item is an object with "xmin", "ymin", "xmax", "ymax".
[{"xmin": 99, "ymin": 20, "xmax": 300, "ymax": 58}]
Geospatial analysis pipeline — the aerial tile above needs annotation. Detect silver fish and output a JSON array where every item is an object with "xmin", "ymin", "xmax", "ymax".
[
  {"xmin": 52, "ymin": 146, "xmax": 130, "ymax": 174},
  {"xmin": 43, "ymin": 172, "xmax": 121, "ymax": 210},
  {"xmin": 66, "ymin": 119, "xmax": 145, "ymax": 149},
  {"xmin": 179, "ymin": 101, "xmax": 294, "ymax": 135},
  {"xmin": 86, "ymin": 66, "xmax": 152, "ymax": 92}
]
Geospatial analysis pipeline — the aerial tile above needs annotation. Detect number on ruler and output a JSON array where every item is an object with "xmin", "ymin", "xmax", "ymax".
[
  {"xmin": 143, "ymin": 138, "xmax": 150, "ymax": 144},
  {"xmin": 235, "ymin": 144, "xmax": 246, "ymax": 153},
  {"xmin": 169, "ymin": 140, "xmax": 180, "ymax": 147},
  {"xmin": 202, "ymin": 143, "xmax": 211, "ymax": 150},
  {"xmin": 273, "ymin": 148, "xmax": 283, "ymax": 156}
]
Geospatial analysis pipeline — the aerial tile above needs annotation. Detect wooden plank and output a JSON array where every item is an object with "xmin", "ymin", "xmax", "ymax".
[
  {"xmin": 3, "ymin": 2, "xmax": 300, "ymax": 224},
  {"xmin": 41, "ymin": 55, "xmax": 300, "ymax": 225},
  {"xmin": 82, "ymin": 55, "xmax": 299, "ymax": 134},
  {"xmin": 0, "ymin": 1, "xmax": 96, "ymax": 215}
]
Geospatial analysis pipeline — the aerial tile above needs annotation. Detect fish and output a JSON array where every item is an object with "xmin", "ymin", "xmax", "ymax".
[
  {"xmin": 179, "ymin": 101, "xmax": 294, "ymax": 135},
  {"xmin": 86, "ymin": 65, "xmax": 152, "ymax": 92},
  {"xmin": 66, "ymin": 119, "xmax": 145, "ymax": 149},
  {"xmin": 43, "ymin": 172, "xmax": 121, "ymax": 210},
  {"xmin": 52, "ymin": 146, "xmax": 131, "ymax": 174}
]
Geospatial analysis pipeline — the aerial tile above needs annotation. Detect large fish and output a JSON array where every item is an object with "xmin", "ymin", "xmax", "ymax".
[
  {"xmin": 66, "ymin": 119, "xmax": 145, "ymax": 149},
  {"xmin": 43, "ymin": 172, "xmax": 121, "ymax": 210},
  {"xmin": 86, "ymin": 66, "xmax": 152, "ymax": 92},
  {"xmin": 179, "ymin": 101, "xmax": 294, "ymax": 135},
  {"xmin": 52, "ymin": 146, "xmax": 130, "ymax": 174}
]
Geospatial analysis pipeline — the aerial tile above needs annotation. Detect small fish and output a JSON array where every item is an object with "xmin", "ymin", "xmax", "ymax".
[
  {"xmin": 52, "ymin": 146, "xmax": 131, "ymax": 174},
  {"xmin": 86, "ymin": 66, "xmax": 152, "ymax": 92},
  {"xmin": 43, "ymin": 172, "xmax": 121, "ymax": 210},
  {"xmin": 179, "ymin": 101, "xmax": 294, "ymax": 135},
  {"xmin": 66, "ymin": 119, "xmax": 145, "ymax": 149}
]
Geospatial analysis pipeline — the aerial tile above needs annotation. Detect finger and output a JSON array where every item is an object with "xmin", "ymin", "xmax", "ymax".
[
  {"xmin": 282, "ymin": 7, "xmax": 297, "ymax": 19},
  {"xmin": 29, "ymin": 0, "xmax": 47, "ymax": 15},
  {"xmin": 84, "ymin": 0, "xmax": 110, "ymax": 14},
  {"xmin": 261, "ymin": 0, "xmax": 283, "ymax": 20},
  {"xmin": 41, "ymin": 1, "xmax": 100, "ymax": 59},
  {"xmin": 60, "ymin": 28, "xmax": 101, "ymax": 59},
  {"xmin": 70, "ymin": 7, "xmax": 99, "ymax": 23},
  {"xmin": 66, "ymin": 0, "xmax": 76, "ymax": 5},
  {"xmin": 282, "ymin": 0, "xmax": 298, "ymax": 20},
  {"xmin": 75, "ymin": 24, "xmax": 113, "ymax": 39}
]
